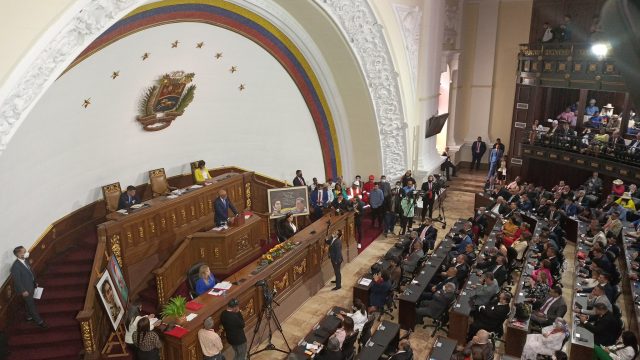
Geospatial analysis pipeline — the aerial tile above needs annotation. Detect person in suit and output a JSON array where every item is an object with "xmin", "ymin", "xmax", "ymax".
[
  {"xmin": 440, "ymin": 147, "xmax": 457, "ymax": 180},
  {"xmin": 401, "ymin": 170, "xmax": 416, "ymax": 188},
  {"xmin": 416, "ymin": 282, "xmax": 456, "ymax": 324},
  {"xmin": 292, "ymin": 170, "xmax": 306, "ymax": 187},
  {"xmin": 316, "ymin": 336, "xmax": 342, "ymax": 360},
  {"xmin": 195, "ymin": 265, "xmax": 217, "ymax": 296},
  {"xmin": 310, "ymin": 184, "xmax": 329, "ymax": 220},
  {"xmin": 278, "ymin": 213, "xmax": 297, "ymax": 241},
  {"xmin": 422, "ymin": 268, "xmax": 458, "ymax": 302},
  {"xmin": 118, "ymin": 185, "xmax": 141, "ymax": 210},
  {"xmin": 368, "ymin": 271, "xmax": 392, "ymax": 313},
  {"xmin": 378, "ymin": 175, "xmax": 392, "ymax": 199},
  {"xmin": 349, "ymin": 197, "xmax": 364, "ymax": 247},
  {"xmin": 214, "ymin": 190, "xmax": 239, "ymax": 226},
  {"xmin": 401, "ymin": 241, "xmax": 424, "ymax": 275},
  {"xmin": 388, "ymin": 339, "xmax": 413, "ymax": 360},
  {"xmin": 490, "ymin": 196, "xmax": 509, "ymax": 216},
  {"xmin": 416, "ymin": 218, "xmax": 438, "ymax": 251},
  {"xmin": 326, "ymin": 230, "xmax": 343, "ymax": 290},
  {"xmin": 470, "ymin": 272, "xmax": 499, "ymax": 307},
  {"xmin": 530, "ymin": 286, "xmax": 567, "ymax": 328},
  {"xmin": 486, "ymin": 143, "xmax": 504, "ymax": 181},
  {"xmin": 578, "ymin": 303, "xmax": 622, "ymax": 346},
  {"xmin": 194, "ymin": 160, "xmax": 213, "ymax": 184},
  {"xmin": 331, "ymin": 193, "xmax": 349, "ymax": 212},
  {"xmin": 420, "ymin": 175, "xmax": 440, "ymax": 221},
  {"xmin": 10, "ymin": 246, "xmax": 46, "ymax": 328},
  {"xmin": 470, "ymin": 136, "xmax": 487, "ymax": 170},
  {"xmin": 467, "ymin": 291, "xmax": 511, "ymax": 341}
]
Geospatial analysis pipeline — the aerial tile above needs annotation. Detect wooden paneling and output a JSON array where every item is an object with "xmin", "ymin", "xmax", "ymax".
[{"xmin": 529, "ymin": 0, "xmax": 607, "ymax": 44}]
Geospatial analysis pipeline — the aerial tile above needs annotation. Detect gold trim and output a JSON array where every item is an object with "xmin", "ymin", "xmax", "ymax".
[
  {"xmin": 110, "ymin": 235, "xmax": 123, "ymax": 266},
  {"xmin": 81, "ymin": 320, "xmax": 95, "ymax": 352},
  {"xmin": 156, "ymin": 275, "xmax": 165, "ymax": 305},
  {"xmin": 28, "ymin": 224, "xmax": 53, "ymax": 253}
]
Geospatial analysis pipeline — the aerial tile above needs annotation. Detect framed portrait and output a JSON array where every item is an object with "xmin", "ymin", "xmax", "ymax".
[
  {"xmin": 96, "ymin": 270, "xmax": 125, "ymax": 330},
  {"xmin": 107, "ymin": 255, "xmax": 128, "ymax": 306},
  {"xmin": 267, "ymin": 186, "xmax": 309, "ymax": 219}
]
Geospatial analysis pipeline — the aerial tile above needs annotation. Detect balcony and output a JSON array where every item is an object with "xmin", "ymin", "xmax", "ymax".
[{"xmin": 516, "ymin": 43, "xmax": 627, "ymax": 92}]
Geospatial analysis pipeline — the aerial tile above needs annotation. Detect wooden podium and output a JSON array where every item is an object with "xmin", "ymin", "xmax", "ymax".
[{"xmin": 154, "ymin": 215, "xmax": 266, "ymax": 305}]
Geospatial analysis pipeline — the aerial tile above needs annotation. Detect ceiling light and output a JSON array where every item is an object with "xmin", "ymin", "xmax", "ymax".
[{"xmin": 591, "ymin": 43, "xmax": 609, "ymax": 57}]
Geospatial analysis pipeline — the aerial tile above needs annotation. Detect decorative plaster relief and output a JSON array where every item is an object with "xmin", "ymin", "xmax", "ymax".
[
  {"xmin": 444, "ymin": 0, "xmax": 461, "ymax": 50},
  {"xmin": 391, "ymin": 4, "xmax": 421, "ymax": 92},
  {"xmin": 317, "ymin": 0, "xmax": 408, "ymax": 177},
  {"xmin": 0, "ymin": 0, "xmax": 141, "ymax": 153}
]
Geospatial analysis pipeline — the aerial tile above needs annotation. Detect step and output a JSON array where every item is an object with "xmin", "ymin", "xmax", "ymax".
[
  {"xmin": 38, "ymin": 300, "xmax": 84, "ymax": 314},
  {"xmin": 62, "ymin": 249, "xmax": 96, "ymax": 261},
  {"xmin": 9, "ymin": 325, "xmax": 80, "ymax": 346},
  {"xmin": 39, "ymin": 274, "xmax": 89, "ymax": 287},
  {"xmin": 47, "ymin": 262, "xmax": 93, "ymax": 276},
  {"xmin": 13, "ymin": 313, "xmax": 78, "ymax": 331},
  {"xmin": 8, "ymin": 340, "xmax": 82, "ymax": 360},
  {"xmin": 42, "ymin": 286, "xmax": 86, "ymax": 300}
]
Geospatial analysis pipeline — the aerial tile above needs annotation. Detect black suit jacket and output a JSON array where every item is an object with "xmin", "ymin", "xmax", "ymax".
[
  {"xmin": 220, "ymin": 310, "xmax": 246, "ymax": 345},
  {"xmin": 117, "ymin": 193, "xmax": 141, "ymax": 210},
  {"xmin": 455, "ymin": 263, "xmax": 470, "ymax": 283},
  {"xmin": 214, "ymin": 197, "xmax": 238, "ymax": 226},
  {"xmin": 293, "ymin": 176, "xmax": 306, "ymax": 187},
  {"xmin": 581, "ymin": 312, "xmax": 621, "ymax": 346},
  {"xmin": 10, "ymin": 260, "xmax": 36, "ymax": 294},
  {"xmin": 472, "ymin": 141, "xmax": 487, "ymax": 157},
  {"xmin": 491, "ymin": 265, "xmax": 508, "ymax": 286},
  {"xmin": 475, "ymin": 303, "xmax": 510, "ymax": 333},
  {"xmin": 326, "ymin": 236, "xmax": 343, "ymax": 263},
  {"xmin": 420, "ymin": 181, "xmax": 440, "ymax": 202},
  {"xmin": 278, "ymin": 220, "xmax": 296, "ymax": 240}
]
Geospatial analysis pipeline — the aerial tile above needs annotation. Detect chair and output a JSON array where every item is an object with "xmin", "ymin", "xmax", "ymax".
[
  {"xmin": 148, "ymin": 168, "xmax": 174, "ymax": 197},
  {"xmin": 187, "ymin": 262, "xmax": 206, "ymax": 299},
  {"xmin": 102, "ymin": 182, "xmax": 122, "ymax": 212},
  {"xmin": 422, "ymin": 302, "xmax": 453, "ymax": 337},
  {"xmin": 378, "ymin": 285, "xmax": 396, "ymax": 321},
  {"xmin": 341, "ymin": 330, "xmax": 359, "ymax": 360},
  {"xmin": 358, "ymin": 315, "xmax": 375, "ymax": 352},
  {"xmin": 190, "ymin": 161, "xmax": 201, "ymax": 183}
]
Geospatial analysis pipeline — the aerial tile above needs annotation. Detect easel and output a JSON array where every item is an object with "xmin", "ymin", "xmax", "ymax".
[{"xmin": 101, "ymin": 322, "xmax": 128, "ymax": 358}]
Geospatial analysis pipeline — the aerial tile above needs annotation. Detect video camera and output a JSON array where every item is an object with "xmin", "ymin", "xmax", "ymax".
[{"xmin": 256, "ymin": 279, "xmax": 275, "ymax": 305}]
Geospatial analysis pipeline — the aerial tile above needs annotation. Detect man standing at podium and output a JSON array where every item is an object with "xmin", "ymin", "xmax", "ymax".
[{"xmin": 214, "ymin": 190, "xmax": 238, "ymax": 227}]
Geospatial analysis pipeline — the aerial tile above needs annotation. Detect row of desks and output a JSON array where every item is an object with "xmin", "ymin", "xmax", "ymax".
[
  {"xmin": 621, "ymin": 227, "xmax": 640, "ymax": 339},
  {"xmin": 569, "ymin": 221, "xmax": 596, "ymax": 359}
]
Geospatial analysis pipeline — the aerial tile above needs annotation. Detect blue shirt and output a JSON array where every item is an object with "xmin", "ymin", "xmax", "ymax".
[
  {"xmin": 195, "ymin": 275, "xmax": 216, "ymax": 296},
  {"xmin": 489, "ymin": 148, "xmax": 503, "ymax": 163},
  {"xmin": 585, "ymin": 105, "xmax": 599, "ymax": 116},
  {"xmin": 455, "ymin": 235, "xmax": 473, "ymax": 253},
  {"xmin": 369, "ymin": 189, "xmax": 384, "ymax": 208}
]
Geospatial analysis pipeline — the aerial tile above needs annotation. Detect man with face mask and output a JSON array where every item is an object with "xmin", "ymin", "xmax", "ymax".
[
  {"xmin": 378, "ymin": 175, "xmax": 391, "ymax": 199},
  {"xmin": 11, "ymin": 246, "xmax": 47, "ymax": 328},
  {"xmin": 383, "ymin": 182, "xmax": 402, "ymax": 237},
  {"xmin": 420, "ymin": 175, "xmax": 440, "ymax": 221}
]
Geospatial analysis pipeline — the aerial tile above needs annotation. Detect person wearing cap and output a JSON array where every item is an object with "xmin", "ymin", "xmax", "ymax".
[
  {"xmin": 612, "ymin": 179, "xmax": 626, "ymax": 197},
  {"xmin": 198, "ymin": 317, "xmax": 224, "ymax": 360},
  {"xmin": 586, "ymin": 99, "xmax": 599, "ymax": 116},
  {"xmin": 607, "ymin": 114, "xmax": 621, "ymax": 130},
  {"xmin": 220, "ymin": 299, "xmax": 247, "ymax": 360},
  {"xmin": 118, "ymin": 185, "xmax": 141, "ymax": 210},
  {"xmin": 607, "ymin": 130, "xmax": 627, "ymax": 156},
  {"xmin": 615, "ymin": 193, "xmax": 636, "ymax": 211}
]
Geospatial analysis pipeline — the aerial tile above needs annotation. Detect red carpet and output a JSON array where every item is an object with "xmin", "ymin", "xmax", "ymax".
[
  {"xmin": 7, "ymin": 233, "xmax": 97, "ymax": 360},
  {"xmin": 357, "ymin": 215, "xmax": 383, "ymax": 254}
]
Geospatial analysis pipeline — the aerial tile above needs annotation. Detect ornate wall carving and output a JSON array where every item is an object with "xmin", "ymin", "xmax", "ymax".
[
  {"xmin": 315, "ymin": 0, "xmax": 408, "ymax": 177},
  {"xmin": 392, "ymin": 4, "xmax": 422, "ymax": 92},
  {"xmin": 443, "ymin": 0, "xmax": 462, "ymax": 50}
]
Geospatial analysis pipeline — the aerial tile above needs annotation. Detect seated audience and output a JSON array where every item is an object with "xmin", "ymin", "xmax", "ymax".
[
  {"xmin": 194, "ymin": 160, "xmax": 211, "ymax": 184},
  {"xmin": 467, "ymin": 291, "xmax": 511, "ymax": 340},
  {"xmin": 338, "ymin": 299, "xmax": 368, "ymax": 333},
  {"xmin": 317, "ymin": 337, "xmax": 341, "ymax": 360},
  {"xmin": 388, "ymin": 339, "xmax": 413, "ymax": 360},
  {"xmin": 530, "ymin": 285, "xmax": 567, "ymax": 328},
  {"xmin": 415, "ymin": 282, "xmax": 456, "ymax": 325},
  {"xmin": 387, "ymin": 256, "xmax": 402, "ymax": 287},
  {"xmin": 521, "ymin": 318, "xmax": 569, "ymax": 360},
  {"xmin": 525, "ymin": 271, "xmax": 550, "ymax": 309},
  {"xmin": 330, "ymin": 316, "xmax": 355, "ymax": 349},
  {"xmin": 368, "ymin": 271, "xmax": 392, "ymax": 313},
  {"xmin": 401, "ymin": 241, "xmax": 424, "ymax": 274},
  {"xmin": 278, "ymin": 212, "xmax": 297, "ymax": 241},
  {"xmin": 577, "ymin": 303, "xmax": 622, "ymax": 346},
  {"xmin": 575, "ymin": 285, "xmax": 612, "ymax": 316},
  {"xmin": 470, "ymin": 272, "xmax": 499, "ymax": 307},
  {"xmin": 453, "ymin": 329, "xmax": 493, "ymax": 360},
  {"xmin": 594, "ymin": 331, "xmax": 639, "ymax": 360},
  {"xmin": 531, "ymin": 259, "xmax": 554, "ymax": 286}
]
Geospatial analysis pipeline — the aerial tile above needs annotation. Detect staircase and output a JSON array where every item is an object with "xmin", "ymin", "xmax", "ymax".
[
  {"xmin": 446, "ymin": 168, "xmax": 487, "ymax": 194},
  {"xmin": 7, "ymin": 233, "xmax": 97, "ymax": 360}
]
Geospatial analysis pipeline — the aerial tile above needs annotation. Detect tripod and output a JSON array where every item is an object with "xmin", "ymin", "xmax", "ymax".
[
  {"xmin": 248, "ymin": 298, "xmax": 291, "ymax": 358},
  {"xmin": 432, "ymin": 189, "xmax": 448, "ymax": 229}
]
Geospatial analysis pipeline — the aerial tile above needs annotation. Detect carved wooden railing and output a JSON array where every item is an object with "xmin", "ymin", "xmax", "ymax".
[
  {"xmin": 153, "ymin": 236, "xmax": 195, "ymax": 307},
  {"xmin": 75, "ymin": 234, "xmax": 110, "ymax": 359}
]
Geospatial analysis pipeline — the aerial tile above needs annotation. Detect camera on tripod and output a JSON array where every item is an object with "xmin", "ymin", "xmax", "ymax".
[{"xmin": 255, "ymin": 280, "xmax": 274, "ymax": 306}]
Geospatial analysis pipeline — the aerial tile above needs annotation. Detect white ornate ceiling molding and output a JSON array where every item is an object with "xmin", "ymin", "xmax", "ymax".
[
  {"xmin": 444, "ymin": 0, "xmax": 462, "ymax": 50},
  {"xmin": 391, "ymin": 3, "xmax": 421, "ymax": 93},
  {"xmin": 0, "ymin": 0, "xmax": 141, "ymax": 154},
  {"xmin": 315, "ymin": 0, "xmax": 408, "ymax": 178}
]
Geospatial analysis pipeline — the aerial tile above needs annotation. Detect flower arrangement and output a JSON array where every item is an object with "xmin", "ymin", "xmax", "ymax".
[{"xmin": 259, "ymin": 241, "xmax": 297, "ymax": 265}]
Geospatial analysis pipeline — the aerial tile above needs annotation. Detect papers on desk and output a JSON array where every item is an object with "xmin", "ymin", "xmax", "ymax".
[
  {"xmin": 208, "ymin": 290, "xmax": 226, "ymax": 296},
  {"xmin": 214, "ymin": 281, "xmax": 233, "ymax": 290},
  {"xmin": 116, "ymin": 209, "xmax": 128, "ymax": 214},
  {"xmin": 131, "ymin": 204, "xmax": 144, "ymax": 209},
  {"xmin": 189, "ymin": 184, "xmax": 203, "ymax": 190},
  {"xmin": 166, "ymin": 195, "xmax": 178, "ymax": 199},
  {"xmin": 305, "ymin": 343, "xmax": 320, "ymax": 351},
  {"xmin": 33, "ymin": 287, "xmax": 43, "ymax": 299},
  {"xmin": 149, "ymin": 317, "xmax": 160, "ymax": 327},
  {"xmin": 212, "ymin": 225, "xmax": 228, "ymax": 231},
  {"xmin": 359, "ymin": 278, "xmax": 372, "ymax": 286},
  {"xmin": 185, "ymin": 313, "xmax": 198, "ymax": 322},
  {"xmin": 411, "ymin": 279, "xmax": 419, "ymax": 285}
]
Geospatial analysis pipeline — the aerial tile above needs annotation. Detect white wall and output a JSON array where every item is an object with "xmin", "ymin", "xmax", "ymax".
[{"xmin": 0, "ymin": 22, "xmax": 324, "ymax": 279}]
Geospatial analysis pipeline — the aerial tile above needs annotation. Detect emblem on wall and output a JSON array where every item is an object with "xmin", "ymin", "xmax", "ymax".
[{"xmin": 136, "ymin": 71, "xmax": 196, "ymax": 131}]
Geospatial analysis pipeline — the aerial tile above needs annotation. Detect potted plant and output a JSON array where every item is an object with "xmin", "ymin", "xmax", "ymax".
[{"xmin": 161, "ymin": 295, "xmax": 187, "ymax": 325}]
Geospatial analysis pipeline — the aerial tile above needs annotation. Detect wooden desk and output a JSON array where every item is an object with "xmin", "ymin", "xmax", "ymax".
[
  {"xmin": 356, "ymin": 321, "xmax": 400, "ymax": 359},
  {"xmin": 291, "ymin": 306, "xmax": 346, "ymax": 359},
  {"xmin": 159, "ymin": 212, "xmax": 355, "ymax": 360},
  {"xmin": 426, "ymin": 336, "xmax": 457, "ymax": 360},
  {"xmin": 153, "ymin": 215, "xmax": 265, "ymax": 305},
  {"xmin": 570, "ymin": 221, "xmax": 594, "ymax": 360},
  {"xmin": 99, "ymin": 172, "xmax": 251, "ymax": 291},
  {"xmin": 353, "ymin": 245, "xmax": 403, "ymax": 307},
  {"xmin": 621, "ymin": 227, "xmax": 640, "ymax": 337},
  {"xmin": 474, "ymin": 192, "xmax": 494, "ymax": 210}
]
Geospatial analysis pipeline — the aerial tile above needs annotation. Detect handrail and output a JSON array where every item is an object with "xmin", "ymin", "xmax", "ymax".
[
  {"xmin": 76, "ymin": 231, "xmax": 109, "ymax": 358},
  {"xmin": 152, "ymin": 236, "xmax": 193, "ymax": 306}
]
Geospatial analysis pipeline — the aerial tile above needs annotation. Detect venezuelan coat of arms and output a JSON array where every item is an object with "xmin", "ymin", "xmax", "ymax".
[{"xmin": 137, "ymin": 71, "xmax": 196, "ymax": 131}]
